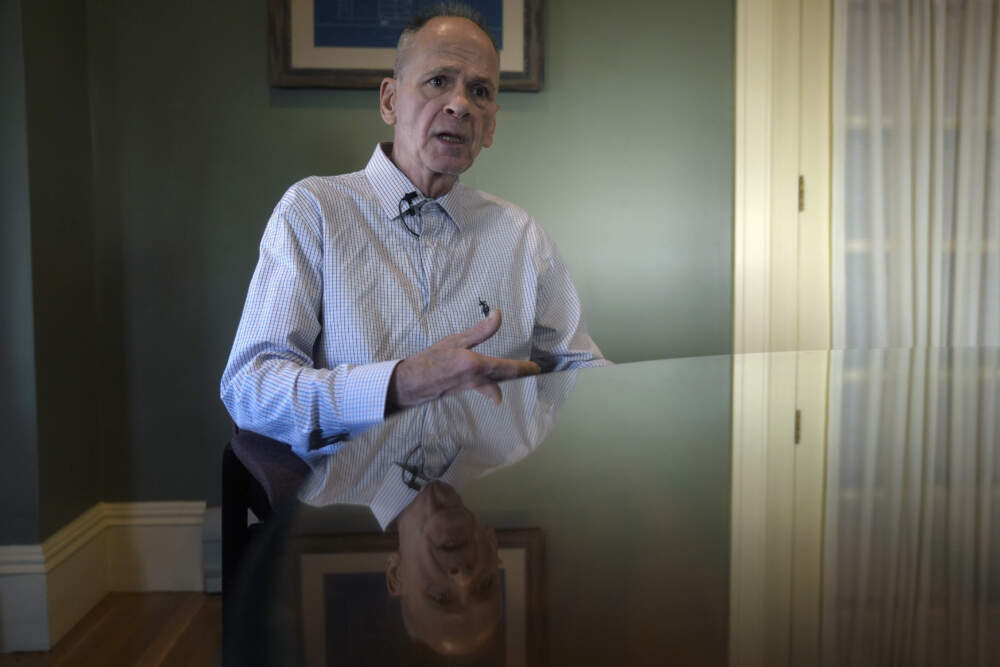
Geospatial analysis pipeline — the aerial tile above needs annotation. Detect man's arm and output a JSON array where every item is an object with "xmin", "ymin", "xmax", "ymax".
[
  {"xmin": 220, "ymin": 187, "xmax": 400, "ymax": 451},
  {"xmin": 530, "ymin": 240, "xmax": 610, "ymax": 371}
]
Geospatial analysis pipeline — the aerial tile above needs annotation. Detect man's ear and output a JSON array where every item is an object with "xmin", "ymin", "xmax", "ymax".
[
  {"xmin": 379, "ymin": 78, "xmax": 398, "ymax": 126},
  {"xmin": 482, "ymin": 109, "xmax": 497, "ymax": 149},
  {"xmin": 386, "ymin": 552, "xmax": 403, "ymax": 596}
]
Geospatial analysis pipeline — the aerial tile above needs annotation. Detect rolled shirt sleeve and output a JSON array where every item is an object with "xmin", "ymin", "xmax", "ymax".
[{"xmin": 530, "ymin": 229, "xmax": 611, "ymax": 372}]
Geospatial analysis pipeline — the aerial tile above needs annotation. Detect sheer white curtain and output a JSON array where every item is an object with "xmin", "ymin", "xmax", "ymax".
[
  {"xmin": 824, "ymin": 1, "xmax": 1000, "ymax": 663},
  {"xmin": 831, "ymin": 0, "xmax": 1000, "ymax": 348}
]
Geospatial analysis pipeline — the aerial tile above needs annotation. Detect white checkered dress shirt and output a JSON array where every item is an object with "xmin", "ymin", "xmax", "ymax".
[{"xmin": 221, "ymin": 143, "xmax": 607, "ymax": 454}]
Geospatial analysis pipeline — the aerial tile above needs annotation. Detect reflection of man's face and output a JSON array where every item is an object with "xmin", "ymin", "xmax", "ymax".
[{"xmin": 387, "ymin": 481, "xmax": 502, "ymax": 654}]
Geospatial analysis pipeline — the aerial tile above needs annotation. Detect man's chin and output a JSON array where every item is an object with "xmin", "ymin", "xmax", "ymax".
[{"xmin": 424, "ymin": 153, "xmax": 475, "ymax": 177}]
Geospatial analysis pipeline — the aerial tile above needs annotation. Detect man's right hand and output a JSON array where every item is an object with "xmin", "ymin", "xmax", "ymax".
[{"xmin": 386, "ymin": 309, "xmax": 541, "ymax": 412}]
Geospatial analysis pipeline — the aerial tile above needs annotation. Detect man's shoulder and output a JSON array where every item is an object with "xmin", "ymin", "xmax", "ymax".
[
  {"xmin": 280, "ymin": 170, "xmax": 372, "ymax": 203},
  {"xmin": 452, "ymin": 184, "xmax": 537, "ymax": 228},
  {"xmin": 269, "ymin": 170, "xmax": 381, "ymax": 227}
]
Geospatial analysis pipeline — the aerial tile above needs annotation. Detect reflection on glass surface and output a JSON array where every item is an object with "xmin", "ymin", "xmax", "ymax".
[
  {"xmin": 387, "ymin": 481, "xmax": 503, "ymax": 657},
  {"xmin": 290, "ymin": 372, "xmax": 574, "ymax": 663},
  {"xmin": 231, "ymin": 357, "xmax": 732, "ymax": 667},
  {"xmin": 731, "ymin": 348, "xmax": 1000, "ymax": 667},
  {"xmin": 821, "ymin": 348, "xmax": 1000, "ymax": 666},
  {"xmin": 299, "ymin": 370, "xmax": 575, "ymax": 525},
  {"xmin": 229, "ymin": 349, "xmax": 997, "ymax": 666}
]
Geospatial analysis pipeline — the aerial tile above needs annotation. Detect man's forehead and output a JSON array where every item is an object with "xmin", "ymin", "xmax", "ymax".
[
  {"xmin": 399, "ymin": 16, "xmax": 499, "ymax": 79},
  {"xmin": 413, "ymin": 16, "xmax": 495, "ymax": 49}
]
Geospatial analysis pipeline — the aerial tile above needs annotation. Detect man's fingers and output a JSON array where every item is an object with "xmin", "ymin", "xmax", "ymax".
[
  {"xmin": 389, "ymin": 332, "xmax": 540, "ymax": 410},
  {"xmin": 484, "ymin": 357, "xmax": 541, "ymax": 381},
  {"xmin": 436, "ymin": 309, "xmax": 502, "ymax": 350}
]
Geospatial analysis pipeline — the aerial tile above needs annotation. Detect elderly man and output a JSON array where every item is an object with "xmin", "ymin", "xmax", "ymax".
[{"xmin": 221, "ymin": 3, "xmax": 606, "ymax": 454}]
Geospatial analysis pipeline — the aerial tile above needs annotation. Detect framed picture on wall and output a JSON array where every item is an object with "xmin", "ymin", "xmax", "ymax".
[
  {"xmin": 268, "ymin": 0, "xmax": 544, "ymax": 91},
  {"xmin": 294, "ymin": 528, "xmax": 544, "ymax": 666}
]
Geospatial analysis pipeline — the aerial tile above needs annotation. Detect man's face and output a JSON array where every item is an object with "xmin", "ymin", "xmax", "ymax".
[
  {"xmin": 379, "ymin": 17, "xmax": 500, "ymax": 196},
  {"xmin": 387, "ymin": 482, "xmax": 502, "ymax": 654}
]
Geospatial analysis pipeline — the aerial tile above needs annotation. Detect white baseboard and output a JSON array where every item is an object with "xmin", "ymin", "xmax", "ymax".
[
  {"xmin": 0, "ymin": 501, "xmax": 206, "ymax": 652},
  {"xmin": 45, "ymin": 529, "xmax": 107, "ymax": 648}
]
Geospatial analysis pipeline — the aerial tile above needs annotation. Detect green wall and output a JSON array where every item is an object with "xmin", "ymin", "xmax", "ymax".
[
  {"xmin": 0, "ymin": 0, "xmax": 106, "ymax": 544},
  {"xmin": 6, "ymin": 0, "xmax": 733, "ymax": 531},
  {"xmin": 468, "ymin": 0, "xmax": 735, "ymax": 362},
  {"xmin": 1, "ymin": 0, "xmax": 40, "ymax": 544},
  {"xmin": 21, "ymin": 0, "xmax": 104, "ymax": 540}
]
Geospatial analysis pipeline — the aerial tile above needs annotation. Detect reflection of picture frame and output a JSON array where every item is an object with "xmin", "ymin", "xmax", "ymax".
[
  {"xmin": 268, "ymin": 0, "xmax": 544, "ymax": 91},
  {"xmin": 294, "ymin": 529, "xmax": 543, "ymax": 666}
]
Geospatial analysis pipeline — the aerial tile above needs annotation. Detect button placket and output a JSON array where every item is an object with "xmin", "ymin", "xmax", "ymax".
[{"xmin": 420, "ymin": 206, "xmax": 446, "ymax": 320}]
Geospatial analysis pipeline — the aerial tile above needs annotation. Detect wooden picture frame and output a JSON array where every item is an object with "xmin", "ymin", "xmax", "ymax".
[
  {"xmin": 268, "ymin": 0, "xmax": 544, "ymax": 91},
  {"xmin": 293, "ymin": 528, "xmax": 544, "ymax": 665}
]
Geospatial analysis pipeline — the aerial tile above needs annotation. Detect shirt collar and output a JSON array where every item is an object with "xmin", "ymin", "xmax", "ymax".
[
  {"xmin": 438, "ymin": 186, "xmax": 474, "ymax": 232},
  {"xmin": 364, "ymin": 142, "xmax": 473, "ymax": 232}
]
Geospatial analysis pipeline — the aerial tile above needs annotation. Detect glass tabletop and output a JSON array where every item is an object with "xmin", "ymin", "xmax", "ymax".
[{"xmin": 225, "ymin": 348, "xmax": 1000, "ymax": 666}]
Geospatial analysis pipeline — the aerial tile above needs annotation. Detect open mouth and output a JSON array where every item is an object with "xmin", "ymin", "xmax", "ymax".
[{"xmin": 436, "ymin": 132, "xmax": 466, "ymax": 145}]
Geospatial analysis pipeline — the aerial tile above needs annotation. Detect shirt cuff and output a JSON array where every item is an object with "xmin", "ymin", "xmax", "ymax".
[{"xmin": 340, "ymin": 359, "xmax": 401, "ymax": 428}]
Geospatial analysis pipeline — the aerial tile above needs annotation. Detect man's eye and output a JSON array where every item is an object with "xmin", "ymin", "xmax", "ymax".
[
  {"xmin": 472, "ymin": 86, "xmax": 490, "ymax": 99},
  {"xmin": 428, "ymin": 76, "xmax": 445, "ymax": 87}
]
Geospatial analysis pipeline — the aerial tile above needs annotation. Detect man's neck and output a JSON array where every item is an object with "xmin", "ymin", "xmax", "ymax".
[{"xmin": 384, "ymin": 143, "xmax": 457, "ymax": 199}]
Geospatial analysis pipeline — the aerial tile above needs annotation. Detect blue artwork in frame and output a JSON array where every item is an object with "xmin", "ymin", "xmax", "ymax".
[
  {"xmin": 268, "ymin": 0, "xmax": 543, "ymax": 91},
  {"xmin": 314, "ymin": 0, "xmax": 503, "ymax": 49}
]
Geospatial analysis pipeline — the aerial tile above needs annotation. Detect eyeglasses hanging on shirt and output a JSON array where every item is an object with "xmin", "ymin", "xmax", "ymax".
[
  {"xmin": 397, "ymin": 191, "xmax": 425, "ymax": 238},
  {"xmin": 398, "ymin": 444, "xmax": 433, "ymax": 491}
]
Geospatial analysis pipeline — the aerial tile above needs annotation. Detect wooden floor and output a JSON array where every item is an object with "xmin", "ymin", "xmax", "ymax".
[{"xmin": 0, "ymin": 593, "xmax": 221, "ymax": 667}]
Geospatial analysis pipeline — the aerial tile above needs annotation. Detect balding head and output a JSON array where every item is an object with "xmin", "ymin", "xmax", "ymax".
[{"xmin": 393, "ymin": 2, "xmax": 500, "ymax": 81}]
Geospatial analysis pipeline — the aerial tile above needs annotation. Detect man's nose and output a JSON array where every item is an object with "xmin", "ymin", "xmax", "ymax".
[
  {"xmin": 440, "ymin": 544, "xmax": 476, "ymax": 576},
  {"xmin": 448, "ymin": 564, "xmax": 479, "ymax": 607},
  {"xmin": 444, "ymin": 88, "xmax": 471, "ymax": 118}
]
